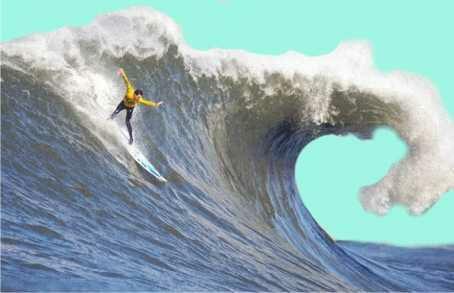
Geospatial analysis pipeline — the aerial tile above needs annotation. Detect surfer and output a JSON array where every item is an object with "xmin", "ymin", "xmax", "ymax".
[{"xmin": 110, "ymin": 68, "xmax": 163, "ymax": 144}]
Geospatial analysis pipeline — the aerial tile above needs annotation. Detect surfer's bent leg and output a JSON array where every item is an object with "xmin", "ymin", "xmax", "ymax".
[
  {"xmin": 125, "ymin": 108, "xmax": 134, "ymax": 144},
  {"xmin": 110, "ymin": 101, "xmax": 126, "ymax": 119}
]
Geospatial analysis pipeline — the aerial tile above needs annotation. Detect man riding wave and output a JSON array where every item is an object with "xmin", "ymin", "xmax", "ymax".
[{"xmin": 110, "ymin": 68, "xmax": 163, "ymax": 144}]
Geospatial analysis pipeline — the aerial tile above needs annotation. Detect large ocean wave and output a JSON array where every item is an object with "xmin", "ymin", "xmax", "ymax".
[{"xmin": 2, "ymin": 7, "xmax": 454, "ymax": 291}]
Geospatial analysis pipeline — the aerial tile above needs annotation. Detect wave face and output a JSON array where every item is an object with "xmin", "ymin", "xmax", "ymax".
[{"xmin": 2, "ymin": 7, "xmax": 454, "ymax": 291}]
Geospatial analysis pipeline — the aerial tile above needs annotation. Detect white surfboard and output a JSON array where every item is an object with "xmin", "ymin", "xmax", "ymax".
[{"xmin": 121, "ymin": 131, "xmax": 167, "ymax": 183}]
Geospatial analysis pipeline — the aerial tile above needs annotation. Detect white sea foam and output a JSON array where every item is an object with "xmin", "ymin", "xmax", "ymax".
[{"xmin": 1, "ymin": 6, "xmax": 453, "ymax": 215}]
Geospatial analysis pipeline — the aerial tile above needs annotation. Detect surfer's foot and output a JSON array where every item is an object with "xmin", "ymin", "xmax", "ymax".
[{"xmin": 129, "ymin": 137, "xmax": 133, "ymax": 145}]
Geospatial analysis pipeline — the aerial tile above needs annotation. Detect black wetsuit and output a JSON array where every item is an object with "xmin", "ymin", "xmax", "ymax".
[{"xmin": 111, "ymin": 101, "xmax": 134, "ymax": 144}]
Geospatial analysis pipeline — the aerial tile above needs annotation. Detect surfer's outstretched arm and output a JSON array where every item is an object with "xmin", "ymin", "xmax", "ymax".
[
  {"xmin": 138, "ymin": 97, "xmax": 163, "ymax": 108},
  {"xmin": 118, "ymin": 68, "xmax": 134, "ymax": 94}
]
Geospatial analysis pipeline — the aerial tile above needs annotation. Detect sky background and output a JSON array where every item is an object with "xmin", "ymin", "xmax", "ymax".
[{"xmin": 2, "ymin": 0, "xmax": 453, "ymax": 246}]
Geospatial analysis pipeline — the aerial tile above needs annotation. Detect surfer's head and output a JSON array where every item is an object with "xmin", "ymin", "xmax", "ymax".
[{"xmin": 134, "ymin": 89, "xmax": 144, "ymax": 97}]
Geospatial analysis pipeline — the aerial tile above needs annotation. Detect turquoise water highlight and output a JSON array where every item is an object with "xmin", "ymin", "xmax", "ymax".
[{"xmin": 297, "ymin": 129, "xmax": 454, "ymax": 246}]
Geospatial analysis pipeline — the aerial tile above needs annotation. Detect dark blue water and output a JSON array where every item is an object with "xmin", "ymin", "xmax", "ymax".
[{"xmin": 2, "ymin": 7, "xmax": 454, "ymax": 291}]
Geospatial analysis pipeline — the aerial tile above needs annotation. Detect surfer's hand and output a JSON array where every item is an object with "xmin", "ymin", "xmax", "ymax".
[
  {"xmin": 157, "ymin": 101, "xmax": 164, "ymax": 107},
  {"xmin": 117, "ymin": 68, "xmax": 124, "ymax": 76}
]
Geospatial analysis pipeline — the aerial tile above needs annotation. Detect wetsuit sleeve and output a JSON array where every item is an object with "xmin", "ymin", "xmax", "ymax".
[{"xmin": 138, "ymin": 97, "xmax": 159, "ymax": 107}]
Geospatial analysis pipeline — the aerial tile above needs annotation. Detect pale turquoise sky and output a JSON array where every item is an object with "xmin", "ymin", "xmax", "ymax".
[{"xmin": 2, "ymin": 0, "xmax": 453, "ymax": 246}]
